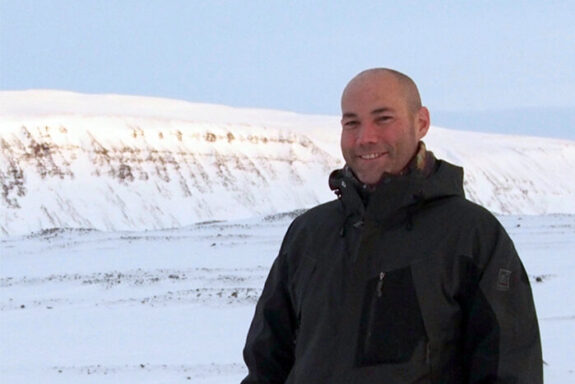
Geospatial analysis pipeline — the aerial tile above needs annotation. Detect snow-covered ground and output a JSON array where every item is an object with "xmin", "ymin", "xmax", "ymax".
[{"xmin": 1, "ymin": 212, "xmax": 573, "ymax": 383}]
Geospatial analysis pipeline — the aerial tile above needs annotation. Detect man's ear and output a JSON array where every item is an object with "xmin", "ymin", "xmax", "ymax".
[{"xmin": 416, "ymin": 106, "xmax": 430, "ymax": 140}]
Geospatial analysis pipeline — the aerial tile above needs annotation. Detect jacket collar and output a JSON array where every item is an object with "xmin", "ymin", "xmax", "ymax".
[
  {"xmin": 329, "ymin": 145, "xmax": 465, "ymax": 228},
  {"xmin": 329, "ymin": 142, "xmax": 434, "ymax": 193}
]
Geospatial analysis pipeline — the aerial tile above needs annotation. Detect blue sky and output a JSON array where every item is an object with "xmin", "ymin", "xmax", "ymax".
[{"xmin": 1, "ymin": 0, "xmax": 574, "ymax": 139}]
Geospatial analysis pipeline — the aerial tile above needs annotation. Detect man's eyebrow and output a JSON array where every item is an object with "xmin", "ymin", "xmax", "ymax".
[
  {"xmin": 371, "ymin": 107, "xmax": 393, "ymax": 115},
  {"xmin": 341, "ymin": 112, "xmax": 358, "ymax": 119},
  {"xmin": 342, "ymin": 108, "xmax": 393, "ymax": 119}
]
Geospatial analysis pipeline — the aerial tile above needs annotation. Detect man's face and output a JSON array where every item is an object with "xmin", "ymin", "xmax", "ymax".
[{"xmin": 340, "ymin": 73, "xmax": 429, "ymax": 185}]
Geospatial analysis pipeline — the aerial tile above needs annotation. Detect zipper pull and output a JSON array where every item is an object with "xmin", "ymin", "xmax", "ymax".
[{"xmin": 376, "ymin": 272, "xmax": 385, "ymax": 297}]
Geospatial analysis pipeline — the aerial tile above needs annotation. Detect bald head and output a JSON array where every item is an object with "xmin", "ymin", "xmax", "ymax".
[
  {"xmin": 339, "ymin": 68, "xmax": 430, "ymax": 181},
  {"xmin": 342, "ymin": 68, "xmax": 423, "ymax": 115}
]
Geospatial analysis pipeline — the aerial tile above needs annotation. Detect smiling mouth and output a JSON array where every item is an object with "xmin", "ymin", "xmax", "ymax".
[{"xmin": 359, "ymin": 153, "xmax": 386, "ymax": 160}]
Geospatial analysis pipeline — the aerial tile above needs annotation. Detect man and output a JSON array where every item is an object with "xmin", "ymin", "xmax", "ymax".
[{"xmin": 242, "ymin": 68, "xmax": 542, "ymax": 383}]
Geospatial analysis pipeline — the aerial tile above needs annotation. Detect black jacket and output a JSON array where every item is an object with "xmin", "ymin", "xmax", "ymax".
[{"xmin": 242, "ymin": 160, "xmax": 542, "ymax": 383}]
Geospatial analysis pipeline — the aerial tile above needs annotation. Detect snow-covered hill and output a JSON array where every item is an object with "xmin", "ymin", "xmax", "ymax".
[{"xmin": 1, "ymin": 90, "xmax": 574, "ymax": 236}]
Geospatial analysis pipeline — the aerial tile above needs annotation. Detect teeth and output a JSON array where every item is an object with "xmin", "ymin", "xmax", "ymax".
[{"xmin": 360, "ymin": 153, "xmax": 381, "ymax": 160}]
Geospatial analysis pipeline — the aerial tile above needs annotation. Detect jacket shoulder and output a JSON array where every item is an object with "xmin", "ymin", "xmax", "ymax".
[
  {"xmin": 277, "ymin": 200, "xmax": 342, "ymax": 256},
  {"xmin": 448, "ymin": 196, "xmax": 505, "ymax": 230},
  {"xmin": 290, "ymin": 199, "xmax": 342, "ymax": 229}
]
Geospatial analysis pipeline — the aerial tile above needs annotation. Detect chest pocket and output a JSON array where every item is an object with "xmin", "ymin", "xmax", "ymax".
[{"xmin": 356, "ymin": 265, "xmax": 428, "ymax": 367}]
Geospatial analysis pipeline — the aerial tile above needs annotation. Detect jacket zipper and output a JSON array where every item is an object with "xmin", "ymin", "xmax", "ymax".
[{"xmin": 376, "ymin": 272, "xmax": 386, "ymax": 297}]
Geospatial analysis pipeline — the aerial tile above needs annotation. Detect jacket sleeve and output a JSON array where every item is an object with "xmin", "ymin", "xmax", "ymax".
[
  {"xmin": 241, "ymin": 248, "xmax": 297, "ymax": 383},
  {"xmin": 461, "ymin": 219, "xmax": 543, "ymax": 384}
]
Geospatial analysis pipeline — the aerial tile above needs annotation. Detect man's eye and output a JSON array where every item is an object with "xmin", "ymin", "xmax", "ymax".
[
  {"xmin": 376, "ymin": 116, "xmax": 392, "ymax": 123},
  {"xmin": 343, "ymin": 121, "xmax": 359, "ymax": 129}
]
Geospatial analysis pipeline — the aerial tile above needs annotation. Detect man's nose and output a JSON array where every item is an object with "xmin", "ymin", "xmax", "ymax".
[{"xmin": 357, "ymin": 122, "xmax": 378, "ymax": 145}]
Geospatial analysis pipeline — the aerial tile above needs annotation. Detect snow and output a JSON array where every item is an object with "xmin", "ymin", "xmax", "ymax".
[
  {"xmin": 1, "ymin": 90, "xmax": 574, "ymax": 382},
  {"xmin": 1, "ymin": 213, "xmax": 574, "ymax": 383},
  {"xmin": 0, "ymin": 216, "xmax": 287, "ymax": 383}
]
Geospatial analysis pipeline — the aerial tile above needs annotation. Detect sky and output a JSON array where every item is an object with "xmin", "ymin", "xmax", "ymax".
[{"xmin": 1, "ymin": 0, "xmax": 574, "ymax": 139}]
